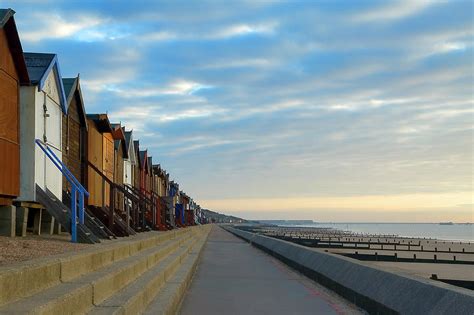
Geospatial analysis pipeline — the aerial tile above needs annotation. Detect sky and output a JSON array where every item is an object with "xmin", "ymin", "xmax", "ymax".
[{"xmin": 4, "ymin": 0, "xmax": 473, "ymax": 222}]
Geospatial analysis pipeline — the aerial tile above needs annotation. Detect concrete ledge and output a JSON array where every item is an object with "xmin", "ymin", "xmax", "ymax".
[
  {"xmin": 224, "ymin": 226, "xmax": 474, "ymax": 315},
  {"xmin": 0, "ymin": 260, "xmax": 61, "ymax": 307},
  {"xmin": 0, "ymin": 233, "xmax": 196, "ymax": 314},
  {"xmin": 143, "ymin": 230, "xmax": 209, "ymax": 315},
  {"xmin": 0, "ymin": 227, "xmax": 202, "ymax": 307},
  {"xmin": 89, "ymin": 229, "xmax": 210, "ymax": 315}
]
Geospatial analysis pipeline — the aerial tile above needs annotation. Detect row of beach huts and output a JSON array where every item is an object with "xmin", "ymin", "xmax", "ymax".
[{"xmin": 0, "ymin": 9, "xmax": 207, "ymax": 243}]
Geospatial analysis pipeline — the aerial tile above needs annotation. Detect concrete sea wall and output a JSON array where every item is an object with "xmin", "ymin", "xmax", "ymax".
[{"xmin": 224, "ymin": 226, "xmax": 474, "ymax": 315}]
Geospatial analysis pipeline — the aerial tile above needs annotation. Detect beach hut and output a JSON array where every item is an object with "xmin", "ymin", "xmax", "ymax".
[
  {"xmin": 180, "ymin": 192, "xmax": 190, "ymax": 226},
  {"xmin": 0, "ymin": 9, "xmax": 29, "ymax": 208},
  {"xmin": 86, "ymin": 115, "xmax": 133, "ymax": 236},
  {"xmin": 62, "ymin": 76, "xmax": 88, "ymax": 194},
  {"xmin": 86, "ymin": 114, "xmax": 114, "ymax": 208},
  {"xmin": 19, "ymin": 52, "xmax": 67, "ymax": 202},
  {"xmin": 111, "ymin": 123, "xmax": 127, "ymax": 211},
  {"xmin": 123, "ymin": 130, "xmax": 136, "ymax": 188},
  {"xmin": 150, "ymin": 164, "xmax": 167, "ymax": 230},
  {"xmin": 133, "ymin": 141, "xmax": 141, "ymax": 191},
  {"xmin": 139, "ymin": 150, "xmax": 148, "ymax": 195},
  {"xmin": 147, "ymin": 156, "xmax": 153, "ymax": 196}
]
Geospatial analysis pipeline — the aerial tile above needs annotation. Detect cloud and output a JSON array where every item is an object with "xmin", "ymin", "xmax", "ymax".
[
  {"xmin": 352, "ymin": 0, "xmax": 435, "ymax": 23},
  {"xmin": 19, "ymin": 13, "xmax": 112, "ymax": 42},
  {"xmin": 210, "ymin": 22, "xmax": 277, "ymax": 39},
  {"xmin": 139, "ymin": 31, "xmax": 177, "ymax": 41},
  {"xmin": 7, "ymin": 0, "xmax": 472, "ymax": 222},
  {"xmin": 137, "ymin": 21, "xmax": 278, "ymax": 43},
  {"xmin": 202, "ymin": 58, "xmax": 273, "ymax": 69},
  {"xmin": 92, "ymin": 79, "xmax": 213, "ymax": 98}
]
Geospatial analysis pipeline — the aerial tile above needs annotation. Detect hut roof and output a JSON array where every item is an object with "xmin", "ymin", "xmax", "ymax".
[
  {"xmin": 62, "ymin": 76, "xmax": 88, "ymax": 130},
  {"xmin": 24, "ymin": 52, "xmax": 67, "ymax": 112},
  {"xmin": 86, "ymin": 113, "xmax": 113, "ymax": 133},
  {"xmin": 0, "ymin": 8, "xmax": 29, "ymax": 85}
]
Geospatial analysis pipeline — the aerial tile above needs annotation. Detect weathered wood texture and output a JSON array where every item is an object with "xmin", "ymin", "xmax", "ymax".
[
  {"xmin": 87, "ymin": 120, "xmax": 103, "ymax": 207},
  {"xmin": 62, "ymin": 94, "xmax": 85, "ymax": 192},
  {"xmin": 115, "ymin": 144, "xmax": 124, "ymax": 185},
  {"xmin": 103, "ymin": 133, "xmax": 114, "ymax": 207},
  {"xmin": 0, "ymin": 28, "xmax": 20, "ymax": 204},
  {"xmin": 114, "ymin": 143, "xmax": 124, "ymax": 211},
  {"xmin": 133, "ymin": 149, "xmax": 140, "ymax": 190}
]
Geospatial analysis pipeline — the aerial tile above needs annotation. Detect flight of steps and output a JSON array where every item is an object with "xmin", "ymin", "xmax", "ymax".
[{"xmin": 0, "ymin": 225, "xmax": 211, "ymax": 315}]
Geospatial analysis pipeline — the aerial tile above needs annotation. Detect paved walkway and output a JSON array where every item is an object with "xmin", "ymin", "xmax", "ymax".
[{"xmin": 179, "ymin": 226, "xmax": 363, "ymax": 315}]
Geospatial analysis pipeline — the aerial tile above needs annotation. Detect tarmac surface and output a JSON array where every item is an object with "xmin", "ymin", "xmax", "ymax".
[{"xmin": 179, "ymin": 226, "xmax": 364, "ymax": 315}]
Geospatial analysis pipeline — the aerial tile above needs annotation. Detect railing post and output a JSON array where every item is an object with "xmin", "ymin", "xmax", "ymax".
[
  {"xmin": 79, "ymin": 191, "xmax": 85, "ymax": 225},
  {"xmin": 109, "ymin": 184, "xmax": 114, "ymax": 230},
  {"xmin": 71, "ymin": 186, "xmax": 77, "ymax": 243},
  {"xmin": 36, "ymin": 139, "xmax": 89, "ymax": 243}
]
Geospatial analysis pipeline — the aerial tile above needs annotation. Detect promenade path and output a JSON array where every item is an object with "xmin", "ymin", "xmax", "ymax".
[{"xmin": 179, "ymin": 226, "xmax": 363, "ymax": 315}]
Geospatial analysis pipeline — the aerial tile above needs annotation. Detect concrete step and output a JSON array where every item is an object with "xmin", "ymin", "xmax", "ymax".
[
  {"xmin": 87, "ymin": 237, "xmax": 200, "ymax": 315},
  {"xmin": 143, "ymin": 230, "xmax": 209, "ymax": 315},
  {"xmin": 0, "ymin": 232, "xmax": 195, "ymax": 315},
  {"xmin": 0, "ymin": 227, "xmax": 195, "ymax": 307}
]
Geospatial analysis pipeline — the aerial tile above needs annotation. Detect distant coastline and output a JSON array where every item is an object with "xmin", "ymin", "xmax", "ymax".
[{"xmin": 273, "ymin": 222, "xmax": 474, "ymax": 242}]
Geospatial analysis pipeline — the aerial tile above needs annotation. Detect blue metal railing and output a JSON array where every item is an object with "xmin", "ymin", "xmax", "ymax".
[{"xmin": 35, "ymin": 139, "xmax": 89, "ymax": 243}]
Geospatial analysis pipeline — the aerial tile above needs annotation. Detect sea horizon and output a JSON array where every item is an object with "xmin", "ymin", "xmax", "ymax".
[{"xmin": 275, "ymin": 222, "xmax": 474, "ymax": 242}]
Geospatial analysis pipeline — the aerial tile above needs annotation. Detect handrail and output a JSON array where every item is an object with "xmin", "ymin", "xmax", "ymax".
[
  {"xmin": 46, "ymin": 146, "xmax": 89, "ymax": 196},
  {"xmin": 35, "ymin": 139, "xmax": 88, "ymax": 243},
  {"xmin": 88, "ymin": 161, "xmax": 145, "ymax": 232},
  {"xmin": 88, "ymin": 161, "xmax": 141, "ymax": 203}
]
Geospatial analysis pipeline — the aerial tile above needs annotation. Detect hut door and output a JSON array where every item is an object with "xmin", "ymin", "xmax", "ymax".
[
  {"xmin": 43, "ymin": 95, "xmax": 63, "ymax": 199},
  {"xmin": 103, "ymin": 133, "xmax": 114, "ymax": 206}
]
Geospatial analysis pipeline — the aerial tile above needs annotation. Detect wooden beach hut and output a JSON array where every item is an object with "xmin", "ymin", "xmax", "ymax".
[
  {"xmin": 139, "ymin": 150, "xmax": 149, "ymax": 195},
  {"xmin": 19, "ymin": 52, "xmax": 67, "ymax": 202},
  {"xmin": 147, "ymin": 156, "xmax": 153, "ymax": 197},
  {"xmin": 62, "ymin": 76, "xmax": 88, "ymax": 193},
  {"xmin": 86, "ymin": 114, "xmax": 114, "ymax": 208},
  {"xmin": 111, "ymin": 123, "xmax": 127, "ymax": 211},
  {"xmin": 180, "ymin": 192, "xmax": 190, "ymax": 226},
  {"xmin": 0, "ymin": 9, "xmax": 29, "ymax": 208},
  {"xmin": 149, "ymin": 163, "xmax": 166, "ymax": 230},
  {"xmin": 133, "ymin": 140, "xmax": 141, "ymax": 191}
]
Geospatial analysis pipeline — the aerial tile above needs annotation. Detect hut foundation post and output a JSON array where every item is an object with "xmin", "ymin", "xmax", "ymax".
[
  {"xmin": 32, "ymin": 209, "xmax": 42, "ymax": 235},
  {"xmin": 0, "ymin": 205, "xmax": 16, "ymax": 237},
  {"xmin": 40, "ymin": 212, "xmax": 55, "ymax": 235},
  {"xmin": 54, "ymin": 221, "xmax": 62, "ymax": 234},
  {"xmin": 15, "ymin": 206, "xmax": 29, "ymax": 237}
]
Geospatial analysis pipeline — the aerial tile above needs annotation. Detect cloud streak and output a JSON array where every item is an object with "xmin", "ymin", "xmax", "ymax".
[{"xmin": 6, "ymin": 0, "xmax": 472, "ymax": 221}]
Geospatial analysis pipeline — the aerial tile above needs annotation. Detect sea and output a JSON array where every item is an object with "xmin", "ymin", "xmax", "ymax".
[{"xmin": 279, "ymin": 223, "xmax": 474, "ymax": 242}]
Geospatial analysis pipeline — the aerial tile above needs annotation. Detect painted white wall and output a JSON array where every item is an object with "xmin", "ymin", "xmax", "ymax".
[
  {"xmin": 123, "ymin": 132, "xmax": 135, "ymax": 187},
  {"xmin": 123, "ymin": 159, "xmax": 132, "ymax": 186},
  {"xmin": 37, "ymin": 71, "xmax": 63, "ymax": 200},
  {"xmin": 19, "ymin": 70, "xmax": 63, "ymax": 201}
]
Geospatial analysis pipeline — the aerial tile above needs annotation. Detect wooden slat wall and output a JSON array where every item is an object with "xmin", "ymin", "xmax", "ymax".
[
  {"xmin": 115, "ymin": 144, "xmax": 124, "ymax": 211},
  {"xmin": 115, "ymin": 145, "xmax": 124, "ymax": 185},
  {"xmin": 103, "ymin": 133, "xmax": 114, "ymax": 207},
  {"xmin": 63, "ymin": 96, "xmax": 84, "ymax": 192},
  {"xmin": 0, "ymin": 28, "xmax": 20, "ymax": 204},
  {"xmin": 87, "ymin": 121, "xmax": 103, "ymax": 207}
]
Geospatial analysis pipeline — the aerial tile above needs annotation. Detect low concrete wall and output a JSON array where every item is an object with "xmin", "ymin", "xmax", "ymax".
[
  {"xmin": 224, "ymin": 226, "xmax": 474, "ymax": 315},
  {"xmin": 0, "ymin": 225, "xmax": 205, "ymax": 307}
]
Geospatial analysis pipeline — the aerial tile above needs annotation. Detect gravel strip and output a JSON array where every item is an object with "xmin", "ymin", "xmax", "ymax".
[{"xmin": 0, "ymin": 235, "xmax": 91, "ymax": 266}]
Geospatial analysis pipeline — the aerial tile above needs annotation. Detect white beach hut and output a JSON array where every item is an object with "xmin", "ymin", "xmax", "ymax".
[
  {"xmin": 123, "ymin": 129, "xmax": 136, "ymax": 188},
  {"xmin": 19, "ymin": 53, "xmax": 67, "ymax": 202}
]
